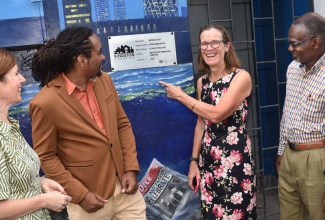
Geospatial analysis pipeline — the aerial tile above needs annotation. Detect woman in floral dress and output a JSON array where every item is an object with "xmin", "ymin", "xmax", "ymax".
[{"xmin": 159, "ymin": 24, "xmax": 256, "ymax": 219}]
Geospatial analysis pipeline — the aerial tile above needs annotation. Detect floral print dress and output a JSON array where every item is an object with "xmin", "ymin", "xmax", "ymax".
[{"xmin": 198, "ymin": 70, "xmax": 257, "ymax": 220}]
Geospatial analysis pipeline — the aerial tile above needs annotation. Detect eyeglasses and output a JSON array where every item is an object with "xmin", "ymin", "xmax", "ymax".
[
  {"xmin": 289, "ymin": 38, "xmax": 314, "ymax": 48},
  {"xmin": 199, "ymin": 40, "xmax": 226, "ymax": 50}
]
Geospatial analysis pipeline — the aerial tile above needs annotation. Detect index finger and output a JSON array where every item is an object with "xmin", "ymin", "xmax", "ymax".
[{"xmin": 158, "ymin": 81, "xmax": 168, "ymax": 87}]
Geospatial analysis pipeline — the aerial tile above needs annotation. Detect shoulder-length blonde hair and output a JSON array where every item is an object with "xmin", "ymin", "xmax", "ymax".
[
  {"xmin": 197, "ymin": 24, "xmax": 241, "ymax": 73},
  {"xmin": 0, "ymin": 49, "xmax": 16, "ymax": 82}
]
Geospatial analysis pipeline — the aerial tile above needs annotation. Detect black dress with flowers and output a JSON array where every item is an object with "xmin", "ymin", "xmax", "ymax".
[{"xmin": 198, "ymin": 70, "xmax": 257, "ymax": 220}]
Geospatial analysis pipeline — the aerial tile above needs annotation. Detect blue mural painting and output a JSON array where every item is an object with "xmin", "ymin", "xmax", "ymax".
[
  {"xmin": 0, "ymin": 1, "xmax": 45, "ymax": 48},
  {"xmin": 2, "ymin": 0, "xmax": 202, "ymax": 219}
]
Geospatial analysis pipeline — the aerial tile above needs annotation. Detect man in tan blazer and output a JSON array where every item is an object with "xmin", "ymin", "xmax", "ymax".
[{"xmin": 30, "ymin": 26, "xmax": 146, "ymax": 219}]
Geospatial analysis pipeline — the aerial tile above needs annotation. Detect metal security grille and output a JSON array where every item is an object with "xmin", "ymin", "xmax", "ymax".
[{"xmin": 187, "ymin": 0, "xmax": 313, "ymax": 219}]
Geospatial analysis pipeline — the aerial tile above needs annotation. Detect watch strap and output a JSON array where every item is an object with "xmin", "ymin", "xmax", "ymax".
[{"xmin": 190, "ymin": 156, "xmax": 199, "ymax": 162}]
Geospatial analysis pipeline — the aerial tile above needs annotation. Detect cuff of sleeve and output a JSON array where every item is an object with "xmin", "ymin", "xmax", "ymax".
[{"xmin": 277, "ymin": 145, "xmax": 286, "ymax": 156}]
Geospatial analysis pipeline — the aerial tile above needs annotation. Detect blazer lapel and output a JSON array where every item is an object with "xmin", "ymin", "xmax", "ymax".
[
  {"xmin": 52, "ymin": 75, "xmax": 105, "ymax": 135},
  {"xmin": 93, "ymin": 75, "xmax": 112, "ymax": 139}
]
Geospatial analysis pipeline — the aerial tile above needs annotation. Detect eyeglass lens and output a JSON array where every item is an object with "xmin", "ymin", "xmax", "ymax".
[
  {"xmin": 200, "ymin": 40, "xmax": 223, "ymax": 49},
  {"xmin": 290, "ymin": 38, "xmax": 313, "ymax": 47}
]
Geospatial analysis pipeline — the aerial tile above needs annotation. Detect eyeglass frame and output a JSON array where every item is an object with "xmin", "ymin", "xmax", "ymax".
[
  {"xmin": 199, "ymin": 40, "xmax": 227, "ymax": 50},
  {"xmin": 289, "ymin": 37, "xmax": 315, "ymax": 48}
]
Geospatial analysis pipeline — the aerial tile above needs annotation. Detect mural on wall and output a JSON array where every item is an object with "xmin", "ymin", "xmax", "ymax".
[
  {"xmin": 3, "ymin": 0, "xmax": 201, "ymax": 219},
  {"xmin": 0, "ymin": 2, "xmax": 44, "ymax": 144},
  {"xmin": 0, "ymin": 0, "xmax": 45, "ymax": 48}
]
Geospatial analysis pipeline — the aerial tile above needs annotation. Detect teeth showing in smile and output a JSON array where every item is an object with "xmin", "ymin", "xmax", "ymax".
[{"xmin": 206, "ymin": 54, "xmax": 217, "ymax": 57}]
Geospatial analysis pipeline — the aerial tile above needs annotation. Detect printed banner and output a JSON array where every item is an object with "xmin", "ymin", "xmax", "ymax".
[{"xmin": 139, "ymin": 158, "xmax": 202, "ymax": 220}]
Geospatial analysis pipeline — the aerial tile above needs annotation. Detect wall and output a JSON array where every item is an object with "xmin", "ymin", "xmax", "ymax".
[
  {"xmin": 1, "ymin": 1, "xmax": 201, "ymax": 219},
  {"xmin": 314, "ymin": 0, "xmax": 325, "ymax": 17}
]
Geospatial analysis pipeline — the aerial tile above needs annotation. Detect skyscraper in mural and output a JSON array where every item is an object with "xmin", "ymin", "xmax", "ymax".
[
  {"xmin": 94, "ymin": 0, "xmax": 110, "ymax": 21},
  {"xmin": 180, "ymin": 6, "xmax": 187, "ymax": 17},
  {"xmin": 144, "ymin": 0, "xmax": 178, "ymax": 18},
  {"xmin": 62, "ymin": 0, "xmax": 92, "ymax": 26},
  {"xmin": 114, "ymin": 0, "xmax": 126, "ymax": 20}
]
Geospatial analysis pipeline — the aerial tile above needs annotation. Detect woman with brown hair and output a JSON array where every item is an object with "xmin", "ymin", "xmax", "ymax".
[
  {"xmin": 0, "ymin": 49, "xmax": 71, "ymax": 219},
  {"xmin": 159, "ymin": 24, "xmax": 256, "ymax": 219}
]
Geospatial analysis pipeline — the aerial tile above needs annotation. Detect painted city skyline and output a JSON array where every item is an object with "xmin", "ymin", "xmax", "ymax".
[
  {"xmin": 0, "ymin": 0, "xmax": 187, "ymax": 21},
  {"xmin": 58, "ymin": 0, "xmax": 187, "ymax": 28}
]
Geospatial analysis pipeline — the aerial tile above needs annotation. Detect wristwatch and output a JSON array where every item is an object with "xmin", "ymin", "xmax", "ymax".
[{"xmin": 189, "ymin": 156, "xmax": 199, "ymax": 163}]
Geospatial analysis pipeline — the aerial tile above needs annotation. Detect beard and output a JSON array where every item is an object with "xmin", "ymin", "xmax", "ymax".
[
  {"xmin": 96, "ymin": 69, "xmax": 102, "ymax": 77},
  {"xmin": 293, "ymin": 56, "xmax": 300, "ymax": 62},
  {"xmin": 96, "ymin": 62, "xmax": 104, "ymax": 77}
]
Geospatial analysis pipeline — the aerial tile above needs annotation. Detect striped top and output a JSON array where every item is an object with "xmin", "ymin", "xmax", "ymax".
[
  {"xmin": 0, "ymin": 117, "xmax": 50, "ymax": 219},
  {"xmin": 278, "ymin": 52, "xmax": 325, "ymax": 155}
]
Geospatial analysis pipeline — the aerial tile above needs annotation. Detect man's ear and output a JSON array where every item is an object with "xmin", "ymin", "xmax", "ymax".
[
  {"xmin": 313, "ymin": 37, "xmax": 321, "ymax": 49},
  {"xmin": 77, "ymin": 55, "xmax": 85, "ymax": 67}
]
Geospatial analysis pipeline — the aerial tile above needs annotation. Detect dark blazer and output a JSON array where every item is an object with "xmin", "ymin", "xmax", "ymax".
[{"xmin": 29, "ymin": 73, "xmax": 140, "ymax": 204}]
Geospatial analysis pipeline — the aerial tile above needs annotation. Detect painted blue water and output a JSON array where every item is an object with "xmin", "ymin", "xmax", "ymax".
[
  {"xmin": 111, "ymin": 63, "xmax": 194, "ymax": 101},
  {"xmin": 11, "ymin": 63, "xmax": 194, "ymax": 110}
]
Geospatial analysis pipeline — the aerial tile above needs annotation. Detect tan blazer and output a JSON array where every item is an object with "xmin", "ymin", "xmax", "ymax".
[{"xmin": 29, "ymin": 73, "xmax": 140, "ymax": 204}]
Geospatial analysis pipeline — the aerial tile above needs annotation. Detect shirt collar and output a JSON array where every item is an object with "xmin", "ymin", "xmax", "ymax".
[
  {"xmin": 0, "ymin": 117, "xmax": 20, "ymax": 138},
  {"xmin": 61, "ymin": 73, "xmax": 96, "ymax": 95},
  {"xmin": 299, "ymin": 52, "xmax": 325, "ymax": 73}
]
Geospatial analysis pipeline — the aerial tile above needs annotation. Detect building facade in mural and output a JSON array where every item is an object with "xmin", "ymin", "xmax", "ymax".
[
  {"xmin": 62, "ymin": 0, "xmax": 92, "ymax": 26},
  {"xmin": 144, "ymin": 0, "xmax": 178, "ymax": 18},
  {"xmin": 94, "ymin": 0, "xmax": 110, "ymax": 21},
  {"xmin": 114, "ymin": 0, "xmax": 126, "ymax": 20}
]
